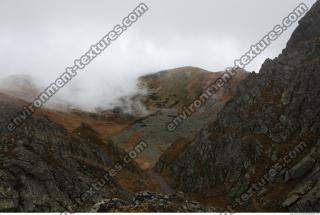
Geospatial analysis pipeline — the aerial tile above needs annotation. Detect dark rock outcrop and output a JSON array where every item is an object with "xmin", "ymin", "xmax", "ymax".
[
  {"xmin": 0, "ymin": 102, "xmax": 143, "ymax": 212},
  {"xmin": 91, "ymin": 191, "xmax": 219, "ymax": 212},
  {"xmin": 156, "ymin": 1, "xmax": 320, "ymax": 212}
]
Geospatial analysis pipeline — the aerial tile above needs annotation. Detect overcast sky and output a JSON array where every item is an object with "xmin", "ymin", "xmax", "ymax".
[{"xmin": 0, "ymin": 0, "xmax": 317, "ymax": 110}]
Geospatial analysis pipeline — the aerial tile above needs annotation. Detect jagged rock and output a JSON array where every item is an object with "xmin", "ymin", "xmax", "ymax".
[
  {"xmin": 155, "ymin": 1, "xmax": 320, "ymax": 212},
  {"xmin": 282, "ymin": 194, "xmax": 300, "ymax": 207},
  {"xmin": 92, "ymin": 191, "xmax": 215, "ymax": 212},
  {"xmin": 287, "ymin": 180, "xmax": 320, "ymax": 212},
  {"xmin": 0, "ymin": 102, "xmax": 140, "ymax": 212},
  {"xmin": 171, "ymin": 191, "xmax": 185, "ymax": 201},
  {"xmin": 287, "ymin": 155, "xmax": 316, "ymax": 180},
  {"xmin": 91, "ymin": 198, "xmax": 129, "ymax": 212}
]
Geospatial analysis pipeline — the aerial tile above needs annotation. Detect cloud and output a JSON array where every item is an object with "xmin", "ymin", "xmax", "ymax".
[{"xmin": 0, "ymin": 0, "xmax": 317, "ymax": 111}]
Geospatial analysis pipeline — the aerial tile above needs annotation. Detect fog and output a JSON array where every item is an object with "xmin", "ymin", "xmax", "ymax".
[{"xmin": 0, "ymin": 0, "xmax": 317, "ymax": 111}]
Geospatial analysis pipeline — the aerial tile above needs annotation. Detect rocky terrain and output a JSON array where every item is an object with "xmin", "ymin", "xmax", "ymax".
[
  {"xmin": 155, "ymin": 1, "xmax": 320, "ymax": 212},
  {"xmin": 0, "ymin": 66, "xmax": 246, "ymax": 212},
  {"xmin": 90, "ymin": 191, "xmax": 218, "ymax": 212},
  {"xmin": 0, "ymin": 101, "xmax": 148, "ymax": 212},
  {"xmin": 0, "ymin": 1, "xmax": 320, "ymax": 212}
]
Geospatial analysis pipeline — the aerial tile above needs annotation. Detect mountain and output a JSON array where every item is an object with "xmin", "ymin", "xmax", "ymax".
[
  {"xmin": 110, "ymin": 67, "xmax": 247, "ymax": 169},
  {"xmin": 0, "ymin": 74, "xmax": 75, "ymax": 110},
  {"xmin": 0, "ymin": 99, "xmax": 152, "ymax": 211},
  {"xmin": 0, "ymin": 66, "xmax": 247, "ymax": 212},
  {"xmin": 154, "ymin": 1, "xmax": 320, "ymax": 212},
  {"xmin": 1, "ymin": 1, "xmax": 320, "ymax": 212},
  {"xmin": 139, "ymin": 66, "xmax": 247, "ymax": 111}
]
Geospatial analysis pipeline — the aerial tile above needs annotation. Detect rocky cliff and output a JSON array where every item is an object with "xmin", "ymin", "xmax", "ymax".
[
  {"xmin": 0, "ymin": 101, "xmax": 146, "ymax": 212},
  {"xmin": 156, "ymin": 1, "xmax": 320, "ymax": 212}
]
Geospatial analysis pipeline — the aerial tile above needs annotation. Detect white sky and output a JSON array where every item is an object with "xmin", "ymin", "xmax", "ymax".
[{"xmin": 0, "ymin": 0, "xmax": 317, "ymax": 110}]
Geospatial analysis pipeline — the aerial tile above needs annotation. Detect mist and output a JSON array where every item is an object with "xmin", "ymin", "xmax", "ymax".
[{"xmin": 0, "ymin": 0, "xmax": 317, "ymax": 111}]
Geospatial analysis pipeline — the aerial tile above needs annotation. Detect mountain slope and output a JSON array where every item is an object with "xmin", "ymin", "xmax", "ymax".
[
  {"xmin": 0, "ymin": 100, "xmax": 149, "ymax": 212},
  {"xmin": 139, "ymin": 66, "xmax": 247, "ymax": 111},
  {"xmin": 110, "ymin": 67, "xmax": 248, "ymax": 169},
  {"xmin": 155, "ymin": 1, "xmax": 320, "ymax": 212}
]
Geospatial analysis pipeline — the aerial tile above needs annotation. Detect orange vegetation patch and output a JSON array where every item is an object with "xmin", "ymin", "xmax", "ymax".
[
  {"xmin": 135, "ymin": 153, "xmax": 153, "ymax": 171},
  {"xmin": 38, "ymin": 109, "xmax": 133, "ymax": 138},
  {"xmin": 0, "ymin": 92, "xmax": 28, "ymax": 106},
  {"xmin": 118, "ymin": 131, "xmax": 142, "ymax": 150},
  {"xmin": 0, "ymin": 91, "xmax": 133, "ymax": 138},
  {"xmin": 117, "ymin": 170, "xmax": 150, "ymax": 193}
]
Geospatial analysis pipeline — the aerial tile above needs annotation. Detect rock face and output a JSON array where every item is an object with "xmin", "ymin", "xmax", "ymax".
[
  {"xmin": 0, "ymin": 102, "xmax": 144, "ymax": 212},
  {"xmin": 156, "ymin": 1, "xmax": 320, "ymax": 212},
  {"xmin": 282, "ymin": 141, "xmax": 320, "ymax": 212}
]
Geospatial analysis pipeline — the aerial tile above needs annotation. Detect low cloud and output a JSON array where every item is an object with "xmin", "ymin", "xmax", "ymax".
[{"xmin": 0, "ymin": 0, "xmax": 316, "ymax": 111}]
